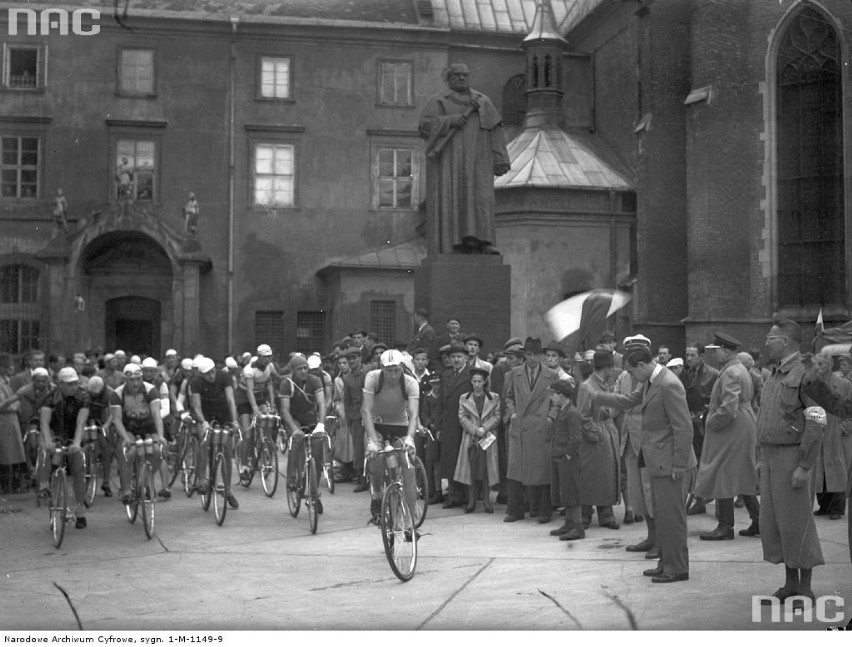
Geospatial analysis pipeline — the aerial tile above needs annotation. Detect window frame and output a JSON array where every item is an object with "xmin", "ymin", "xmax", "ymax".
[
  {"xmin": 369, "ymin": 299, "xmax": 397, "ymax": 347},
  {"xmin": 0, "ymin": 262, "xmax": 41, "ymax": 355},
  {"xmin": 369, "ymin": 135, "xmax": 420, "ymax": 211},
  {"xmin": 295, "ymin": 310, "xmax": 325, "ymax": 355},
  {"xmin": 108, "ymin": 132, "xmax": 162, "ymax": 203},
  {"xmin": 2, "ymin": 42, "xmax": 47, "ymax": 91},
  {"xmin": 377, "ymin": 59, "xmax": 413, "ymax": 107},
  {"xmin": 250, "ymin": 139, "xmax": 299, "ymax": 210},
  {"xmin": 0, "ymin": 133, "xmax": 41, "ymax": 201},
  {"xmin": 256, "ymin": 54, "xmax": 294, "ymax": 102},
  {"xmin": 116, "ymin": 46, "xmax": 157, "ymax": 98}
]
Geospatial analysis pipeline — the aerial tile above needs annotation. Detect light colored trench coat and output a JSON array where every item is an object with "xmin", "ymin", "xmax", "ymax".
[{"xmin": 454, "ymin": 390, "xmax": 500, "ymax": 486}]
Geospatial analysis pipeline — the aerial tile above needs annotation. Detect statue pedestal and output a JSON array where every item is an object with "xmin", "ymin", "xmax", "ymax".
[{"xmin": 414, "ymin": 254, "xmax": 511, "ymax": 353}]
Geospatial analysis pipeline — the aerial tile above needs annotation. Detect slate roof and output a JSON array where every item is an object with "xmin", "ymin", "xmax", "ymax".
[
  {"xmin": 318, "ymin": 239, "xmax": 426, "ymax": 273},
  {"xmin": 495, "ymin": 125, "xmax": 633, "ymax": 191}
]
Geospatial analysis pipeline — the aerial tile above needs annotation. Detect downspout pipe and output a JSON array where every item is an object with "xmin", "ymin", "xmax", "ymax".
[{"xmin": 228, "ymin": 15, "xmax": 239, "ymax": 354}]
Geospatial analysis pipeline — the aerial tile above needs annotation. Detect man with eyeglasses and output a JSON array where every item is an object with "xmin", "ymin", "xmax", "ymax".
[{"xmin": 753, "ymin": 319, "xmax": 826, "ymax": 604}]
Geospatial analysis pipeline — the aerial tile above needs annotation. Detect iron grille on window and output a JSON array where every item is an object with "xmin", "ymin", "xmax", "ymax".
[
  {"xmin": 0, "ymin": 264, "xmax": 40, "ymax": 354},
  {"xmin": 776, "ymin": 7, "xmax": 845, "ymax": 307},
  {"xmin": 370, "ymin": 301, "xmax": 396, "ymax": 346},
  {"xmin": 296, "ymin": 311, "xmax": 325, "ymax": 354},
  {"xmin": 255, "ymin": 311, "xmax": 285, "ymax": 357}
]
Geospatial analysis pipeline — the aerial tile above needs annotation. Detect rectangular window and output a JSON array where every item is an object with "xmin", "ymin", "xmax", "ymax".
[
  {"xmin": 375, "ymin": 147, "xmax": 413, "ymax": 209},
  {"xmin": 379, "ymin": 60, "xmax": 412, "ymax": 106},
  {"xmin": 0, "ymin": 264, "xmax": 40, "ymax": 354},
  {"xmin": 370, "ymin": 300, "xmax": 396, "ymax": 346},
  {"xmin": 255, "ymin": 311, "xmax": 285, "ymax": 357},
  {"xmin": 3, "ymin": 44, "xmax": 44, "ymax": 89},
  {"xmin": 296, "ymin": 311, "xmax": 325, "ymax": 354},
  {"xmin": 119, "ymin": 48, "xmax": 155, "ymax": 95},
  {"xmin": 115, "ymin": 139, "xmax": 156, "ymax": 201},
  {"xmin": 259, "ymin": 56, "xmax": 291, "ymax": 99},
  {"xmin": 254, "ymin": 143, "xmax": 295, "ymax": 207},
  {"xmin": 1, "ymin": 136, "xmax": 39, "ymax": 199}
]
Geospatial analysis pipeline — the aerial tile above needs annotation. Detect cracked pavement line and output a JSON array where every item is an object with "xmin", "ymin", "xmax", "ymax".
[{"xmin": 417, "ymin": 558, "xmax": 494, "ymax": 630}]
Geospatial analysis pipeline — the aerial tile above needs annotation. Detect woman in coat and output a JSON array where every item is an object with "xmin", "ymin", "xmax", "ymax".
[{"xmin": 455, "ymin": 368, "xmax": 500, "ymax": 512}]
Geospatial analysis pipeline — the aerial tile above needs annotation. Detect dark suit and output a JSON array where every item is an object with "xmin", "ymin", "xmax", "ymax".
[
  {"xmin": 597, "ymin": 364, "xmax": 697, "ymax": 578},
  {"xmin": 435, "ymin": 365, "xmax": 472, "ymax": 503},
  {"xmin": 408, "ymin": 323, "xmax": 436, "ymax": 356}
]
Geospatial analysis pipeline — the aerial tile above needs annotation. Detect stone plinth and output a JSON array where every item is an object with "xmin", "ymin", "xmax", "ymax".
[{"xmin": 414, "ymin": 254, "xmax": 511, "ymax": 354}]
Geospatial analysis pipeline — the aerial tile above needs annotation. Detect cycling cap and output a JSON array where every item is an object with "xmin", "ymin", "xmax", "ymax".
[
  {"xmin": 289, "ymin": 355, "xmax": 308, "ymax": 369},
  {"xmin": 32, "ymin": 367, "xmax": 50, "ymax": 379},
  {"xmin": 141, "ymin": 357, "xmax": 158, "ymax": 369},
  {"xmin": 257, "ymin": 344, "xmax": 273, "ymax": 357},
  {"xmin": 380, "ymin": 349, "xmax": 404, "ymax": 367},
  {"xmin": 87, "ymin": 376, "xmax": 105, "ymax": 395},
  {"xmin": 129, "ymin": 355, "xmax": 141, "ymax": 366},
  {"xmin": 114, "ymin": 350, "xmax": 126, "ymax": 357},
  {"xmin": 123, "ymin": 363, "xmax": 142, "ymax": 377},
  {"xmin": 180, "ymin": 358, "xmax": 193, "ymax": 371},
  {"xmin": 307, "ymin": 354, "xmax": 322, "ymax": 370},
  {"xmin": 165, "ymin": 349, "xmax": 178, "ymax": 357},
  {"xmin": 225, "ymin": 356, "xmax": 238, "ymax": 370},
  {"xmin": 197, "ymin": 357, "xmax": 216, "ymax": 374},
  {"xmin": 58, "ymin": 367, "xmax": 79, "ymax": 383}
]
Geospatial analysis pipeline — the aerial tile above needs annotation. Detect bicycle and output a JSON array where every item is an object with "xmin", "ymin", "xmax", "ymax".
[
  {"xmin": 81, "ymin": 423, "xmax": 105, "ymax": 508},
  {"xmin": 122, "ymin": 436, "xmax": 158, "ymax": 540},
  {"xmin": 47, "ymin": 440, "xmax": 72, "ymax": 549},
  {"xmin": 411, "ymin": 427, "xmax": 434, "ymax": 529},
  {"xmin": 375, "ymin": 438, "xmax": 418, "ymax": 582},
  {"xmin": 166, "ymin": 414, "xmax": 191, "ymax": 489},
  {"xmin": 177, "ymin": 414, "xmax": 199, "ymax": 497},
  {"xmin": 236, "ymin": 410, "xmax": 280, "ymax": 497},
  {"xmin": 197, "ymin": 421, "xmax": 234, "ymax": 526},
  {"xmin": 285, "ymin": 426, "xmax": 324, "ymax": 535},
  {"xmin": 23, "ymin": 419, "xmax": 42, "ymax": 496}
]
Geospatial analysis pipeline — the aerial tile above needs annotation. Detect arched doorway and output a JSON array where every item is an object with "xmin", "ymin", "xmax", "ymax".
[{"xmin": 81, "ymin": 231, "xmax": 174, "ymax": 357}]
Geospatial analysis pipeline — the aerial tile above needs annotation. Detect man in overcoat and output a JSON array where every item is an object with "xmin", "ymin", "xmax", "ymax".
[
  {"xmin": 595, "ymin": 345, "xmax": 697, "ymax": 583},
  {"xmin": 503, "ymin": 337, "xmax": 558, "ymax": 523},
  {"xmin": 693, "ymin": 332, "xmax": 759, "ymax": 541},
  {"xmin": 576, "ymin": 350, "xmax": 621, "ymax": 529},
  {"xmin": 434, "ymin": 341, "xmax": 472, "ymax": 508}
]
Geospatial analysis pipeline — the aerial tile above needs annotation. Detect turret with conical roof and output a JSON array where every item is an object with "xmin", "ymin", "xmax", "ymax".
[{"xmin": 522, "ymin": 0, "xmax": 569, "ymax": 129}]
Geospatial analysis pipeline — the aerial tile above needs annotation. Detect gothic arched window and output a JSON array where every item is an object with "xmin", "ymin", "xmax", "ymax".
[
  {"xmin": 502, "ymin": 74, "xmax": 527, "ymax": 127},
  {"xmin": 776, "ymin": 6, "xmax": 844, "ymax": 308}
]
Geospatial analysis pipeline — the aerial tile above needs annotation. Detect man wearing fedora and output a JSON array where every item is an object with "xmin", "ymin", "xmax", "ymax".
[
  {"xmin": 544, "ymin": 342, "xmax": 572, "ymax": 383},
  {"xmin": 503, "ymin": 337, "xmax": 558, "ymax": 523},
  {"xmin": 490, "ymin": 337, "xmax": 524, "ymax": 504},
  {"xmin": 693, "ymin": 332, "xmax": 759, "ymax": 541},
  {"xmin": 594, "ymin": 344, "xmax": 696, "ymax": 583},
  {"xmin": 433, "ymin": 341, "xmax": 473, "ymax": 507},
  {"xmin": 464, "ymin": 333, "xmax": 493, "ymax": 375}
]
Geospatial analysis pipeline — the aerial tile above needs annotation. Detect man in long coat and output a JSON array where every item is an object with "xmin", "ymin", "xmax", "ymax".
[
  {"xmin": 434, "ymin": 341, "xmax": 472, "ymax": 508},
  {"xmin": 418, "ymin": 62, "xmax": 510, "ymax": 254},
  {"xmin": 576, "ymin": 350, "xmax": 621, "ymax": 529},
  {"xmin": 693, "ymin": 332, "xmax": 759, "ymax": 540},
  {"xmin": 503, "ymin": 337, "xmax": 558, "ymax": 523}
]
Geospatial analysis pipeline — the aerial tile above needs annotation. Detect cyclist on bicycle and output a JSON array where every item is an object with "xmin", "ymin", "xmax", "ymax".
[
  {"xmin": 85, "ymin": 376, "xmax": 117, "ymax": 498},
  {"xmin": 188, "ymin": 356, "xmax": 240, "ymax": 509},
  {"xmin": 236, "ymin": 344, "xmax": 278, "ymax": 479},
  {"xmin": 363, "ymin": 349, "xmax": 420, "ymax": 523},
  {"xmin": 141, "ymin": 357, "xmax": 174, "ymax": 498},
  {"xmin": 38, "ymin": 367, "xmax": 90, "ymax": 529},
  {"xmin": 280, "ymin": 354, "xmax": 326, "ymax": 511},
  {"xmin": 111, "ymin": 363, "xmax": 166, "ymax": 505},
  {"xmin": 3, "ymin": 367, "xmax": 52, "ymax": 487}
]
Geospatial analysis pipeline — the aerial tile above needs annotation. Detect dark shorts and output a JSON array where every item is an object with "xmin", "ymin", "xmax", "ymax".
[{"xmin": 375, "ymin": 423, "xmax": 407, "ymax": 442}]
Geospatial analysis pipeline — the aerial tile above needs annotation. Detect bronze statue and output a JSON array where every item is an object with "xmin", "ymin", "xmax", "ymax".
[{"xmin": 419, "ymin": 63, "xmax": 510, "ymax": 254}]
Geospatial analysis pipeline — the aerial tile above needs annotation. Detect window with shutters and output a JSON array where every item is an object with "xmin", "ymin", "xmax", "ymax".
[{"xmin": 776, "ymin": 7, "xmax": 845, "ymax": 308}]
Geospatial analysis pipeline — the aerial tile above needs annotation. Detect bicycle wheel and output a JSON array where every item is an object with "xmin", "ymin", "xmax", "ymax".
[
  {"xmin": 212, "ymin": 453, "xmax": 227, "ymax": 526},
  {"xmin": 83, "ymin": 444, "xmax": 98, "ymax": 508},
  {"xmin": 322, "ymin": 437, "xmax": 335, "ymax": 495},
  {"xmin": 380, "ymin": 483, "xmax": 417, "ymax": 582},
  {"xmin": 307, "ymin": 460, "xmax": 319, "ymax": 535},
  {"xmin": 412, "ymin": 455, "xmax": 429, "ymax": 529},
  {"xmin": 183, "ymin": 435, "xmax": 198, "ymax": 497},
  {"xmin": 125, "ymin": 467, "xmax": 139, "ymax": 523},
  {"xmin": 168, "ymin": 427, "xmax": 189, "ymax": 487},
  {"xmin": 50, "ymin": 470, "xmax": 66, "ymax": 549},
  {"xmin": 286, "ymin": 464, "xmax": 302, "ymax": 518},
  {"xmin": 259, "ymin": 437, "xmax": 278, "ymax": 497},
  {"xmin": 141, "ymin": 464, "xmax": 156, "ymax": 540}
]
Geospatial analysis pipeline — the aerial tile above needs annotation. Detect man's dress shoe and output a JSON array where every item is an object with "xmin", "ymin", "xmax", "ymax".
[{"xmin": 652, "ymin": 572, "xmax": 689, "ymax": 584}]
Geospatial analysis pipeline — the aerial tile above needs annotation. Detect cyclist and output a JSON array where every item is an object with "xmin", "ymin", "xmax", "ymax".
[
  {"xmin": 38, "ymin": 367, "xmax": 90, "ymax": 529},
  {"xmin": 307, "ymin": 353, "xmax": 334, "ymax": 405},
  {"xmin": 141, "ymin": 357, "xmax": 173, "ymax": 498},
  {"xmin": 363, "ymin": 349, "xmax": 420, "ymax": 523},
  {"xmin": 85, "ymin": 376, "xmax": 117, "ymax": 498},
  {"xmin": 280, "ymin": 354, "xmax": 326, "ymax": 511},
  {"xmin": 188, "ymin": 356, "xmax": 239, "ymax": 509},
  {"xmin": 236, "ymin": 344, "xmax": 278, "ymax": 479},
  {"xmin": 111, "ymin": 363, "xmax": 166, "ymax": 505},
  {"xmin": 4, "ymin": 367, "xmax": 53, "ymax": 489}
]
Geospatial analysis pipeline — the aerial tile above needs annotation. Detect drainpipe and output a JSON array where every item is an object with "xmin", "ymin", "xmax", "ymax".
[{"xmin": 228, "ymin": 15, "xmax": 239, "ymax": 354}]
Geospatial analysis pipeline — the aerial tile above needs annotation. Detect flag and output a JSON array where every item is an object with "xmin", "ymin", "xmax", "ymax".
[{"xmin": 546, "ymin": 289, "xmax": 632, "ymax": 354}]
